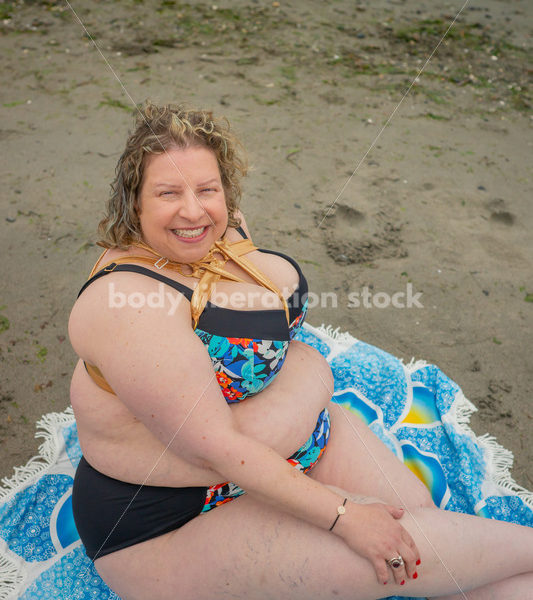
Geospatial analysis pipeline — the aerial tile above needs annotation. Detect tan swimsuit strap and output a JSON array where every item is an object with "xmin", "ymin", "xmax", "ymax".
[
  {"xmin": 84, "ymin": 362, "xmax": 115, "ymax": 395},
  {"xmin": 84, "ymin": 235, "xmax": 292, "ymax": 395}
]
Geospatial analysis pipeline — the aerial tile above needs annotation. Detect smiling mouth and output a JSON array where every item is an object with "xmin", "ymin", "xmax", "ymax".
[{"xmin": 172, "ymin": 226, "xmax": 208, "ymax": 239}]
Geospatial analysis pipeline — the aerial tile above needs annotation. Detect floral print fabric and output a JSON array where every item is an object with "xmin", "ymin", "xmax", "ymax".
[{"xmin": 194, "ymin": 299, "xmax": 308, "ymax": 403}]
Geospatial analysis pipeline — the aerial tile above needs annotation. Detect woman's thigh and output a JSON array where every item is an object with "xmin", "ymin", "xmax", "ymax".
[
  {"xmin": 94, "ymin": 491, "xmax": 533, "ymax": 600},
  {"xmin": 308, "ymin": 401, "xmax": 435, "ymax": 509},
  {"xmin": 94, "ymin": 494, "xmax": 393, "ymax": 600}
]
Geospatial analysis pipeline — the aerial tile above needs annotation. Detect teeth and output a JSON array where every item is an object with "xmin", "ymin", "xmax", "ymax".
[{"xmin": 173, "ymin": 227, "xmax": 206, "ymax": 239}]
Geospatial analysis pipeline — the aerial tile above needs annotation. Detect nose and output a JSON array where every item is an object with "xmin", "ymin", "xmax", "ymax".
[{"xmin": 178, "ymin": 189, "xmax": 206, "ymax": 222}]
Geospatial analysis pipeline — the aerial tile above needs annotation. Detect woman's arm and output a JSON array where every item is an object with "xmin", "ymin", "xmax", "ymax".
[{"xmin": 79, "ymin": 271, "xmax": 419, "ymax": 584}]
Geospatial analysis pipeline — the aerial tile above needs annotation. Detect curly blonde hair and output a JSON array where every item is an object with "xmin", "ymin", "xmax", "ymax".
[{"xmin": 97, "ymin": 101, "xmax": 247, "ymax": 249}]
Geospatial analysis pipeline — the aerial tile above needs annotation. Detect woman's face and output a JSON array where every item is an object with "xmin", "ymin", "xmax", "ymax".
[{"xmin": 138, "ymin": 145, "xmax": 228, "ymax": 263}]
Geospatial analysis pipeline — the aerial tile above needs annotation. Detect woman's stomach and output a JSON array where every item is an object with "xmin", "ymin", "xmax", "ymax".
[{"xmin": 71, "ymin": 341, "xmax": 333, "ymax": 487}]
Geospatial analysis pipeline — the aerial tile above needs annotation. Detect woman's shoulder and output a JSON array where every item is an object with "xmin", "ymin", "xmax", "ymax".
[{"xmin": 69, "ymin": 251, "xmax": 192, "ymax": 364}]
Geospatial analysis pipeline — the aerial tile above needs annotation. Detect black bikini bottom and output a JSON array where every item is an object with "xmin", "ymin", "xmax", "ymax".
[
  {"xmin": 72, "ymin": 456, "xmax": 207, "ymax": 560},
  {"xmin": 72, "ymin": 408, "xmax": 330, "ymax": 561}
]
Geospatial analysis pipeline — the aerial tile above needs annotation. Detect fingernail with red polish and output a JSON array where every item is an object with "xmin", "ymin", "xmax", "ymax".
[
  {"xmin": 413, "ymin": 572, "xmax": 418, "ymax": 579},
  {"xmin": 400, "ymin": 580, "xmax": 405, "ymax": 585},
  {"xmin": 416, "ymin": 559, "xmax": 421, "ymax": 566}
]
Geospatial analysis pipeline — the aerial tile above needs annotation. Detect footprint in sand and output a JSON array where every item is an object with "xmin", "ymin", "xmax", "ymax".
[
  {"xmin": 315, "ymin": 202, "xmax": 407, "ymax": 265},
  {"xmin": 476, "ymin": 379, "xmax": 514, "ymax": 424},
  {"xmin": 485, "ymin": 198, "xmax": 516, "ymax": 226},
  {"xmin": 490, "ymin": 211, "xmax": 515, "ymax": 226}
]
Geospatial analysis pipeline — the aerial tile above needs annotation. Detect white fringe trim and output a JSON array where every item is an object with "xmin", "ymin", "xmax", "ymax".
[
  {"xmin": 0, "ymin": 552, "xmax": 23, "ymax": 600},
  {"xmin": 477, "ymin": 434, "xmax": 533, "ymax": 510},
  {"xmin": 404, "ymin": 357, "xmax": 430, "ymax": 370},
  {"xmin": 307, "ymin": 322, "xmax": 358, "ymax": 347},
  {"xmin": 0, "ymin": 408, "xmax": 76, "ymax": 599},
  {"xmin": 0, "ymin": 407, "xmax": 75, "ymax": 503},
  {"xmin": 442, "ymin": 387, "xmax": 533, "ymax": 511}
]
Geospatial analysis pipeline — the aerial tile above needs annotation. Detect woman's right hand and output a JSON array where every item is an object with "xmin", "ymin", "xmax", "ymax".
[{"xmin": 334, "ymin": 500, "xmax": 420, "ymax": 586}]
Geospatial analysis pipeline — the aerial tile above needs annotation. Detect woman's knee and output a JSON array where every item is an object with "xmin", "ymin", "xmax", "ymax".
[{"xmin": 406, "ymin": 480, "xmax": 436, "ymax": 509}]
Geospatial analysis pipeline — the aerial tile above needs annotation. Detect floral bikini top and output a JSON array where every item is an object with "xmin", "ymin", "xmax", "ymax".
[{"xmin": 77, "ymin": 227, "xmax": 308, "ymax": 403}]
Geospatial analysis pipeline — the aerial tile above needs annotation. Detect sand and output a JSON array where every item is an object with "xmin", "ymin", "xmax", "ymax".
[{"xmin": 0, "ymin": 0, "xmax": 531, "ymax": 490}]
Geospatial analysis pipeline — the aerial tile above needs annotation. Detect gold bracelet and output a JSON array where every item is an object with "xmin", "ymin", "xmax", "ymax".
[{"xmin": 329, "ymin": 498, "xmax": 347, "ymax": 531}]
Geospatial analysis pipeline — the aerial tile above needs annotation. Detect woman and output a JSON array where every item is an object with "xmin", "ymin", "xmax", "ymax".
[{"xmin": 70, "ymin": 102, "xmax": 533, "ymax": 600}]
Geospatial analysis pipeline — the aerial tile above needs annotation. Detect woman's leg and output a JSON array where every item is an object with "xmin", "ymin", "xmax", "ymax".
[
  {"xmin": 431, "ymin": 573, "xmax": 533, "ymax": 600},
  {"xmin": 401, "ymin": 507, "xmax": 533, "ymax": 599},
  {"xmin": 311, "ymin": 402, "xmax": 533, "ymax": 598},
  {"xmin": 93, "ymin": 492, "xmax": 533, "ymax": 600},
  {"xmin": 432, "ymin": 573, "xmax": 533, "ymax": 600},
  {"xmin": 309, "ymin": 401, "xmax": 436, "ymax": 508}
]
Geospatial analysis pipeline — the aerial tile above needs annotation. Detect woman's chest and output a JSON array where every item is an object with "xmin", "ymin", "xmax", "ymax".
[{"xmin": 194, "ymin": 330, "xmax": 291, "ymax": 403}]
